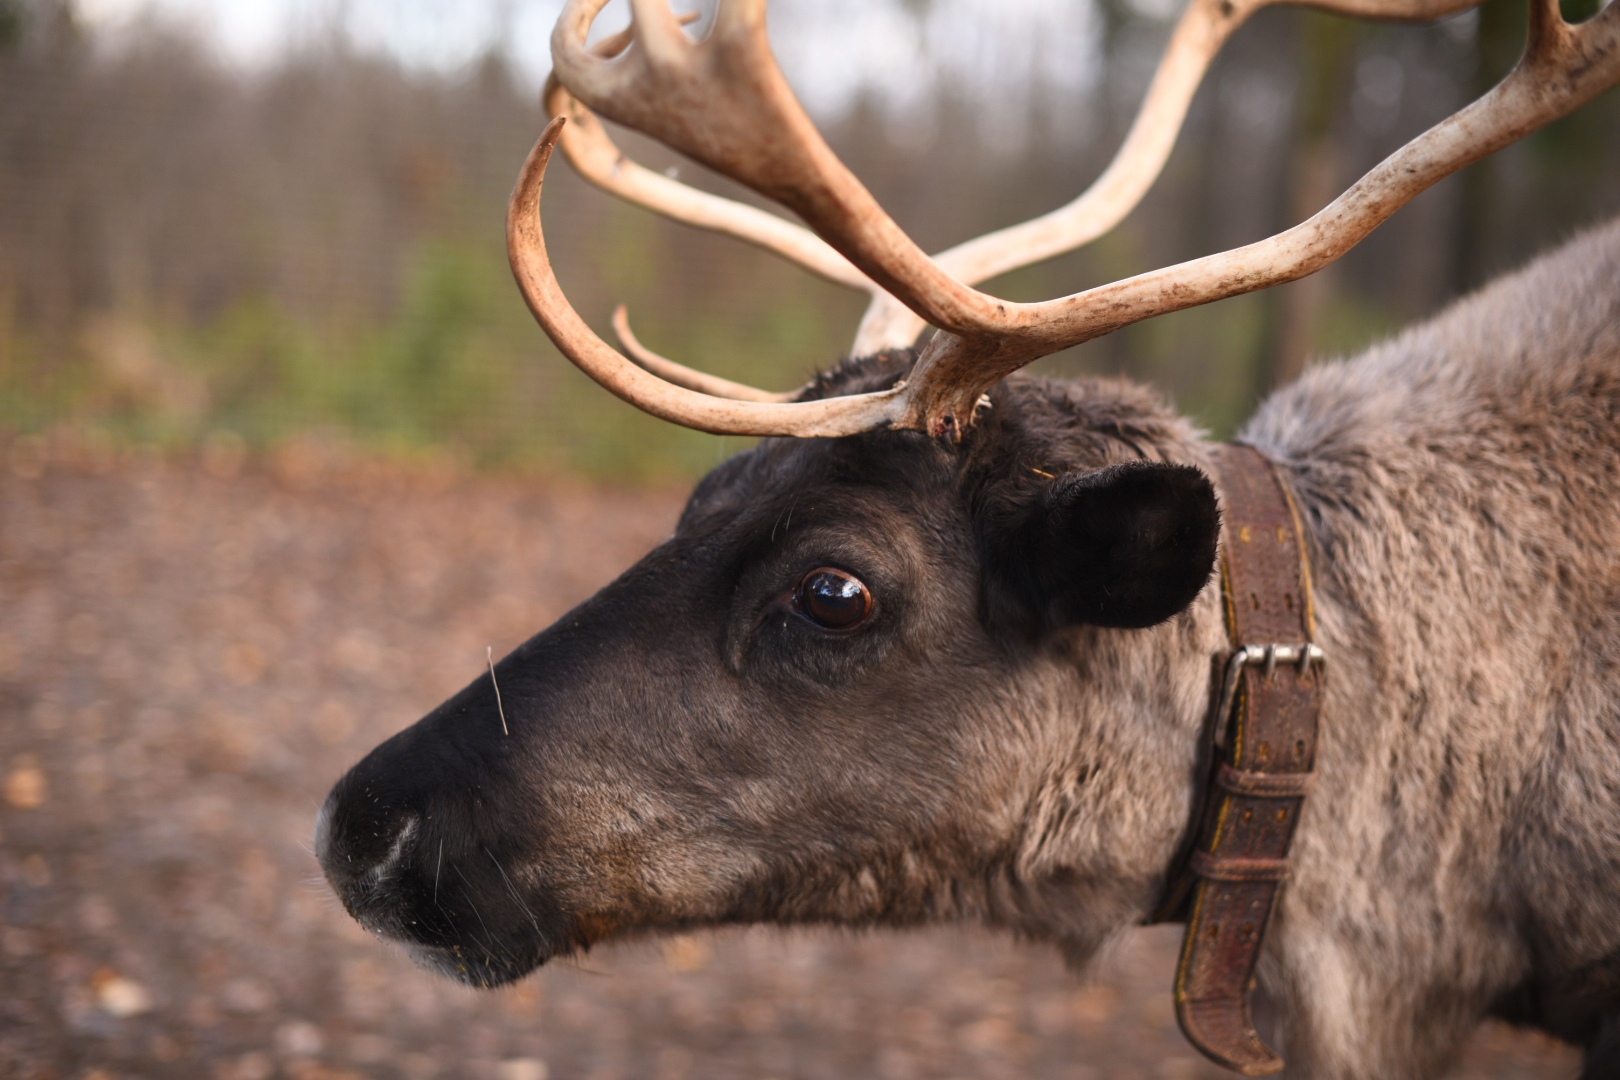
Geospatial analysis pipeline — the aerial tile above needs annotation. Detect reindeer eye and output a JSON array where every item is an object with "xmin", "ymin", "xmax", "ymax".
[{"xmin": 794, "ymin": 567, "xmax": 873, "ymax": 631}]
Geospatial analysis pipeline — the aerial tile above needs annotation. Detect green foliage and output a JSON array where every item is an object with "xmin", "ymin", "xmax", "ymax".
[
  {"xmin": 0, "ymin": 0, "xmax": 22, "ymax": 52},
  {"xmin": 162, "ymin": 237, "xmax": 724, "ymax": 478},
  {"xmin": 0, "ymin": 231, "xmax": 862, "ymax": 481},
  {"xmin": 1559, "ymin": 0, "xmax": 1603, "ymax": 23},
  {"xmin": 1309, "ymin": 291, "xmax": 1404, "ymax": 362},
  {"xmin": 1297, "ymin": 11, "xmax": 1362, "ymax": 142}
]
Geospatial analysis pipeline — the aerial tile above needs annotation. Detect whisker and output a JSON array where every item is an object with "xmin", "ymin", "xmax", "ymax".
[
  {"xmin": 487, "ymin": 645, "xmax": 510, "ymax": 736},
  {"xmin": 487, "ymin": 847, "xmax": 543, "ymax": 936},
  {"xmin": 453, "ymin": 864, "xmax": 500, "ymax": 960}
]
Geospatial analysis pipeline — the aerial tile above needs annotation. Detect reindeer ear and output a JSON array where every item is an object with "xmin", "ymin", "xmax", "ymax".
[{"xmin": 990, "ymin": 462, "xmax": 1220, "ymax": 631}]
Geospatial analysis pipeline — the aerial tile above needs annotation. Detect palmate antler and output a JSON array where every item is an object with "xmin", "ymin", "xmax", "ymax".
[{"xmin": 510, "ymin": 0, "xmax": 1620, "ymax": 439}]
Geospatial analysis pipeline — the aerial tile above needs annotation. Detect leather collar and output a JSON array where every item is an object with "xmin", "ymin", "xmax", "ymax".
[{"xmin": 1148, "ymin": 443, "xmax": 1326, "ymax": 1076}]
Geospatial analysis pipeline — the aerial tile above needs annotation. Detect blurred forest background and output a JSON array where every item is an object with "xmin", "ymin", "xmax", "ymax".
[{"xmin": 1, "ymin": 0, "xmax": 1617, "ymax": 480}]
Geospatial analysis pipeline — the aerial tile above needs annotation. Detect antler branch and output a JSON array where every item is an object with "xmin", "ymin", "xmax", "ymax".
[
  {"xmin": 545, "ymin": 94, "xmax": 874, "ymax": 293},
  {"xmin": 545, "ymin": 11, "xmax": 873, "ymax": 293},
  {"xmin": 850, "ymin": 0, "xmax": 1483, "ymax": 354},
  {"xmin": 610, "ymin": 305, "xmax": 798, "ymax": 402}
]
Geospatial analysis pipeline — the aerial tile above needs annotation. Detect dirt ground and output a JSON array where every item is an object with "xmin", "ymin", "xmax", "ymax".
[{"xmin": 0, "ymin": 436, "xmax": 1584, "ymax": 1080}]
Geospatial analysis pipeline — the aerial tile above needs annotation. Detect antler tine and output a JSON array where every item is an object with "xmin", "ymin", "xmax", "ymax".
[
  {"xmin": 897, "ymin": 0, "xmax": 1620, "ymax": 432},
  {"xmin": 610, "ymin": 305, "xmax": 798, "ymax": 403},
  {"xmin": 851, "ymin": 0, "xmax": 1484, "ymax": 354},
  {"xmin": 508, "ymin": 118, "xmax": 905, "ymax": 436}
]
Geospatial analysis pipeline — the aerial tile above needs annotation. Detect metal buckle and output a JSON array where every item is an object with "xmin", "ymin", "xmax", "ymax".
[{"xmin": 1213, "ymin": 643, "xmax": 1325, "ymax": 750}]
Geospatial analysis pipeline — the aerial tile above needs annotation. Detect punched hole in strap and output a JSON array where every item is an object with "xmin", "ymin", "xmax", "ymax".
[
  {"xmin": 1216, "ymin": 763, "xmax": 1314, "ymax": 798},
  {"xmin": 1190, "ymin": 851, "xmax": 1292, "ymax": 882}
]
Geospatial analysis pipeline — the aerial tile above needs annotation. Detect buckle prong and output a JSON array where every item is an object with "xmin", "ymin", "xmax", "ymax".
[{"xmin": 1213, "ymin": 643, "xmax": 1325, "ymax": 749}]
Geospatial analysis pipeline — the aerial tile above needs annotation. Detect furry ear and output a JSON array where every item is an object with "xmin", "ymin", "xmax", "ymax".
[{"xmin": 988, "ymin": 462, "xmax": 1220, "ymax": 631}]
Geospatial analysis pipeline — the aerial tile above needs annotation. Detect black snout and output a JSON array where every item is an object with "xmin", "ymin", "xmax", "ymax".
[
  {"xmin": 316, "ymin": 683, "xmax": 566, "ymax": 987},
  {"xmin": 314, "ymin": 741, "xmax": 433, "ymax": 928}
]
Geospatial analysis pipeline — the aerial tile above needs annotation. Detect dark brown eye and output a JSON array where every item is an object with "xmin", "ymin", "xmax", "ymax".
[{"xmin": 794, "ymin": 567, "xmax": 873, "ymax": 631}]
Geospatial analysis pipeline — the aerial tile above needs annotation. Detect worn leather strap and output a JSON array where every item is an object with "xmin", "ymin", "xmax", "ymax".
[
  {"xmin": 1216, "ymin": 763, "xmax": 1314, "ymax": 798},
  {"xmin": 1188, "ymin": 851, "xmax": 1293, "ymax": 882},
  {"xmin": 1170, "ymin": 443, "xmax": 1325, "ymax": 1077}
]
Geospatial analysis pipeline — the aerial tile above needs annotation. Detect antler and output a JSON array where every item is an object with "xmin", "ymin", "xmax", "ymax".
[
  {"xmin": 516, "ymin": 0, "xmax": 1620, "ymax": 438},
  {"xmin": 545, "ymin": 0, "xmax": 1481, "ymax": 357}
]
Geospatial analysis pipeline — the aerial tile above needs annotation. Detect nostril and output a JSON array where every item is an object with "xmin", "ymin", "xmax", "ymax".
[
  {"xmin": 318, "ymin": 720, "xmax": 464, "ymax": 924},
  {"xmin": 373, "ymin": 816, "xmax": 420, "ymax": 879}
]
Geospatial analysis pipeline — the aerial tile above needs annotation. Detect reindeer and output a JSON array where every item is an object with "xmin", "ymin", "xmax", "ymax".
[{"xmin": 314, "ymin": 0, "xmax": 1620, "ymax": 1076}]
